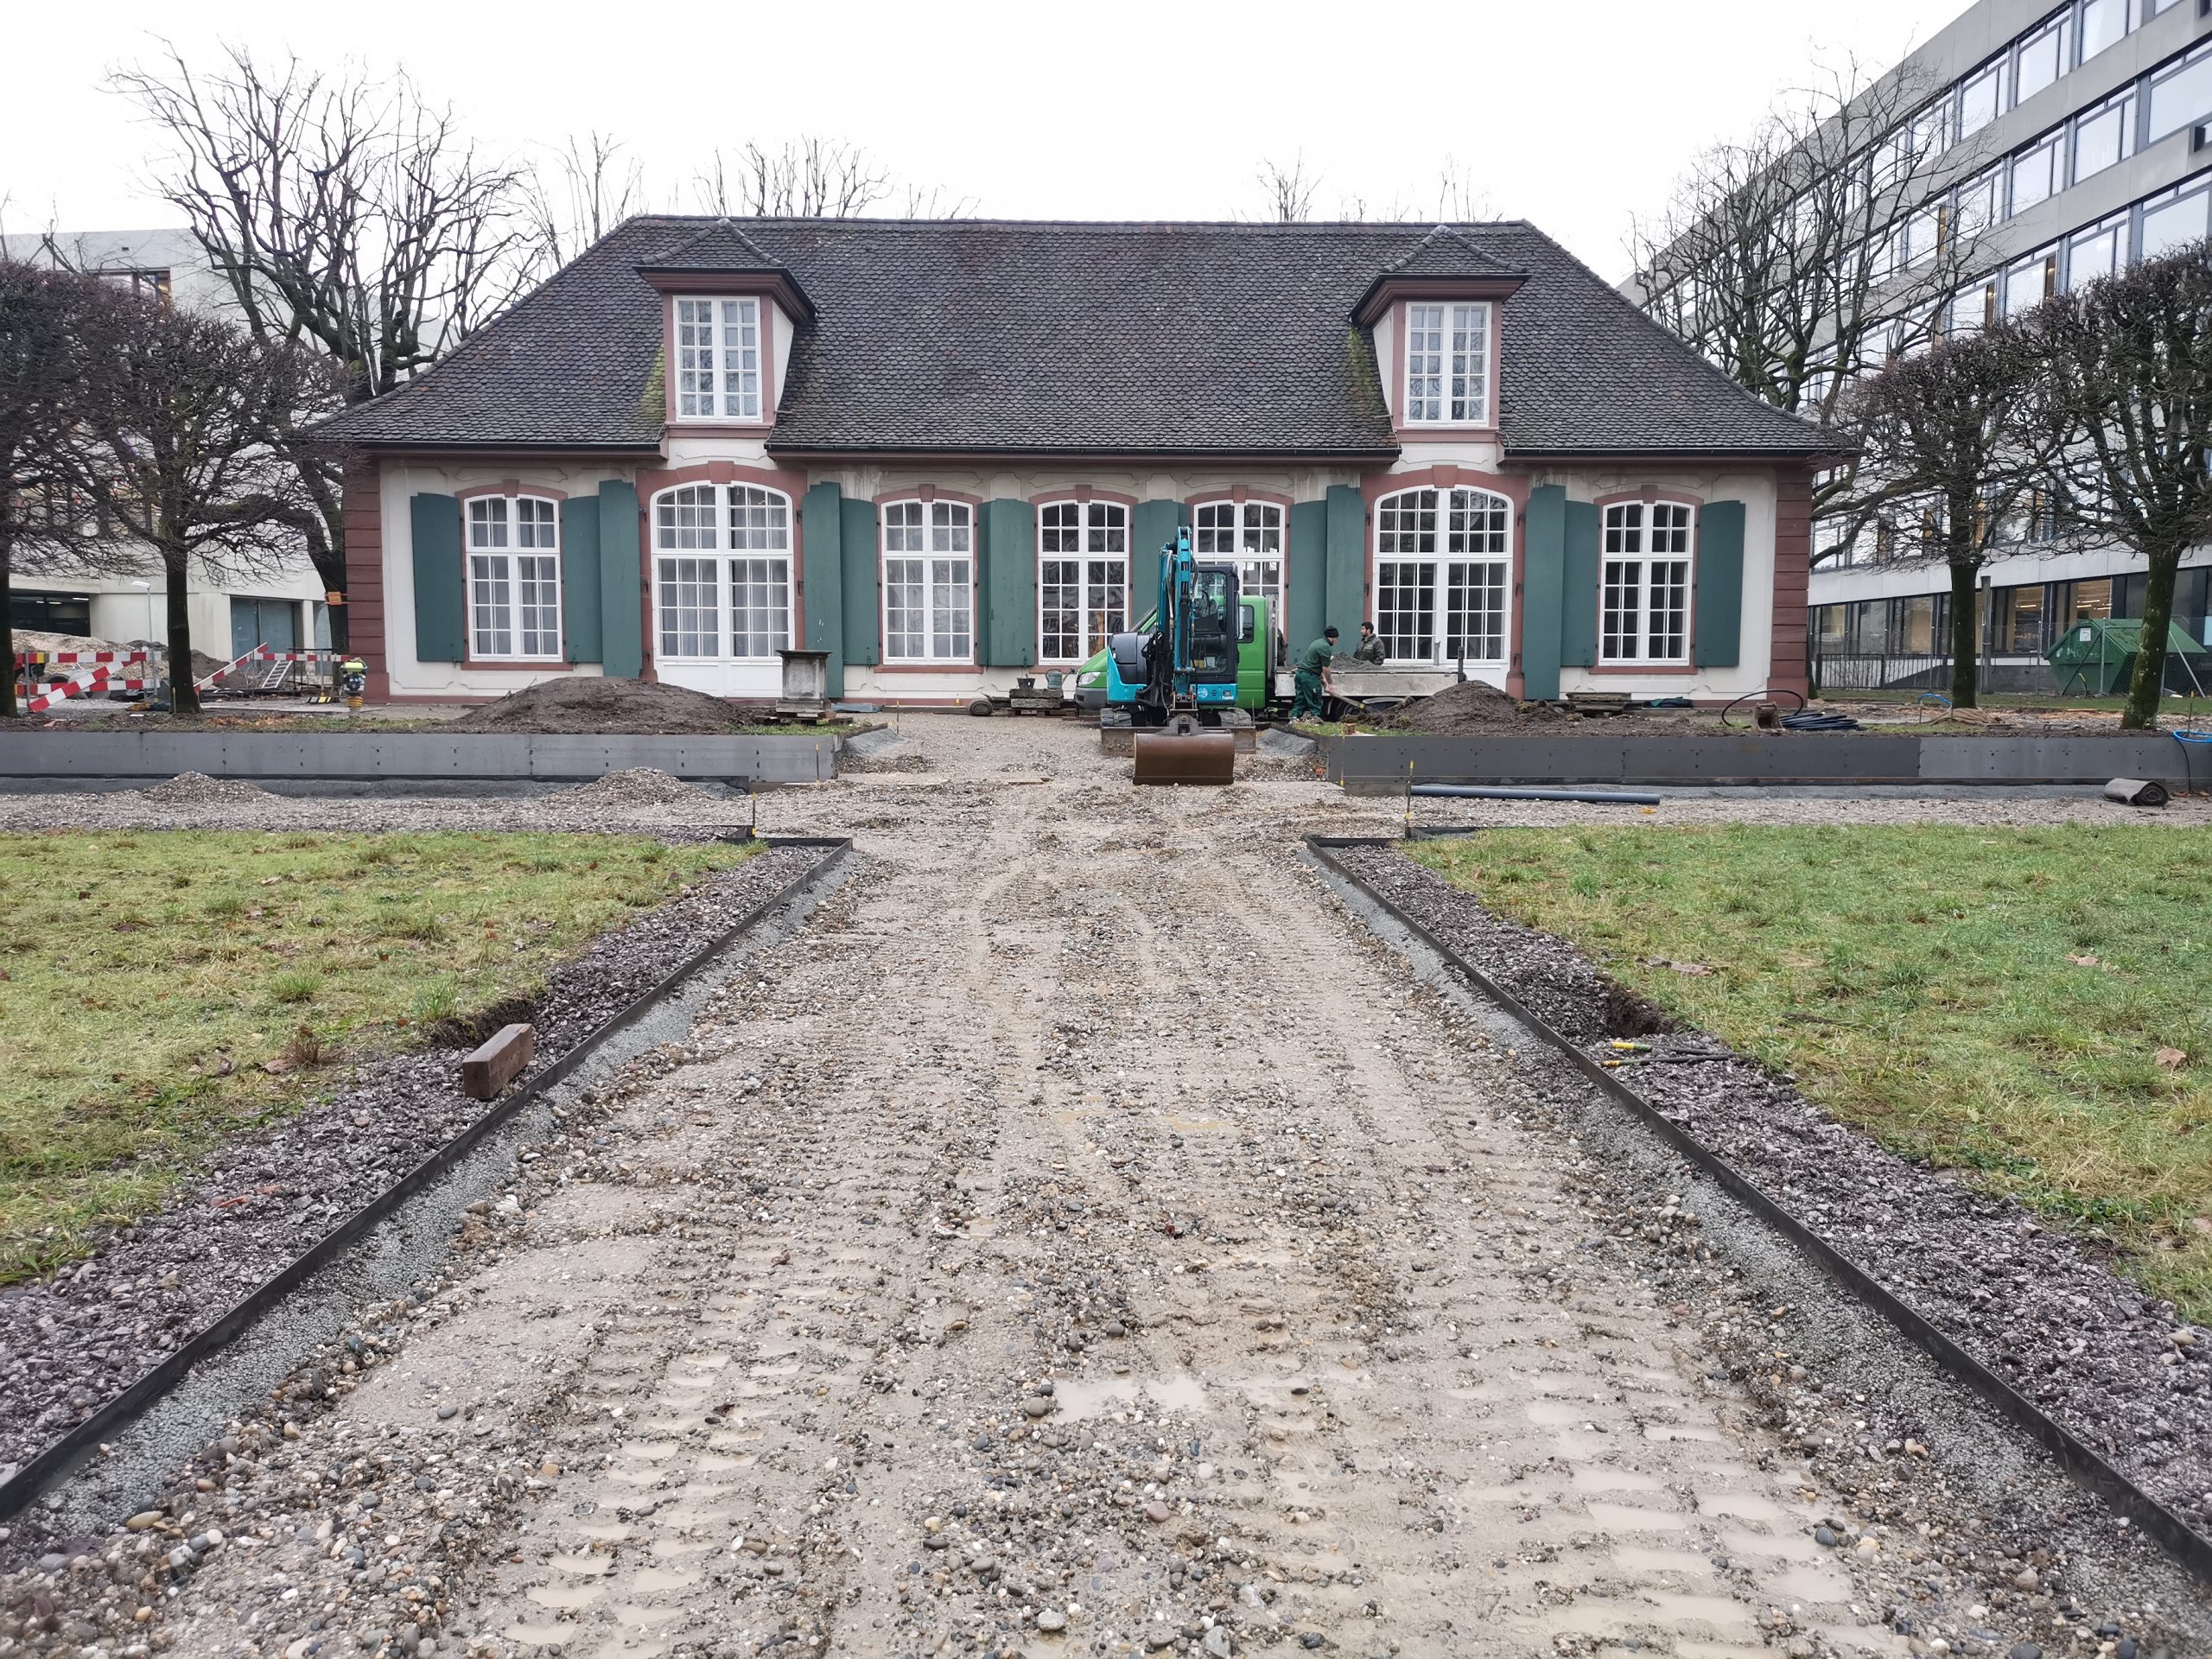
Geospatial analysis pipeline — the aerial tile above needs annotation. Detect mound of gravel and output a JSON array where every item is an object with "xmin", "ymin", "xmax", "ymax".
[
  {"xmin": 446, "ymin": 677, "xmax": 744, "ymax": 735},
  {"xmin": 141, "ymin": 772, "xmax": 273, "ymax": 805},
  {"xmin": 560, "ymin": 766, "xmax": 710, "ymax": 805}
]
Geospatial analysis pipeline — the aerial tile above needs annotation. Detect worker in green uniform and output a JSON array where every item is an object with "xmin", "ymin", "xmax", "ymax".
[
  {"xmin": 1352, "ymin": 621, "xmax": 1386, "ymax": 664},
  {"xmin": 1292, "ymin": 626, "xmax": 1338, "ymax": 721}
]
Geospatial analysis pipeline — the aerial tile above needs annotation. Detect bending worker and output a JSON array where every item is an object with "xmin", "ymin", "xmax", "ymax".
[{"xmin": 1292, "ymin": 626, "xmax": 1338, "ymax": 722}]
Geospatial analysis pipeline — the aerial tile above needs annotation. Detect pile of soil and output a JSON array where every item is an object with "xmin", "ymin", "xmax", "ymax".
[
  {"xmin": 1390, "ymin": 679, "xmax": 1572, "ymax": 735},
  {"xmin": 141, "ymin": 772, "xmax": 273, "ymax": 805},
  {"xmin": 559, "ymin": 767, "xmax": 711, "ymax": 805},
  {"xmin": 447, "ymin": 677, "xmax": 744, "ymax": 736}
]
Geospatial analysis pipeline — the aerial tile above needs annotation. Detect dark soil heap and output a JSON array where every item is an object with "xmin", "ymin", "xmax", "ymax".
[
  {"xmin": 1392, "ymin": 678, "xmax": 1570, "ymax": 735},
  {"xmin": 446, "ymin": 677, "xmax": 745, "ymax": 735}
]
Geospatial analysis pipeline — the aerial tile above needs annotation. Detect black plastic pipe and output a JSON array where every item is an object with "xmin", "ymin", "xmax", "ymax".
[{"xmin": 1409, "ymin": 784, "xmax": 1662, "ymax": 805}]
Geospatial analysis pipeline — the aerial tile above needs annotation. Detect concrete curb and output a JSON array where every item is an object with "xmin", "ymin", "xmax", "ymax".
[
  {"xmin": 0, "ymin": 731, "xmax": 842, "ymax": 784},
  {"xmin": 1318, "ymin": 731, "xmax": 2202, "ymax": 790}
]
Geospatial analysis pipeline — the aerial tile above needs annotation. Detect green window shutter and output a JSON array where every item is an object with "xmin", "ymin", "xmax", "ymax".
[
  {"xmin": 559, "ymin": 495, "xmax": 603, "ymax": 664},
  {"xmin": 409, "ymin": 493, "xmax": 464, "ymax": 663},
  {"xmin": 977, "ymin": 499, "xmax": 1036, "ymax": 666},
  {"xmin": 801, "ymin": 483, "xmax": 845, "ymax": 697},
  {"xmin": 1560, "ymin": 499, "xmax": 1600, "ymax": 668},
  {"xmin": 1694, "ymin": 499, "xmax": 1746, "ymax": 667},
  {"xmin": 597, "ymin": 480, "xmax": 643, "ymax": 679},
  {"xmin": 1324, "ymin": 485, "xmax": 1366, "ymax": 639},
  {"xmin": 1519, "ymin": 485, "xmax": 1566, "ymax": 700},
  {"xmin": 840, "ymin": 498, "xmax": 880, "ymax": 668},
  {"xmin": 1287, "ymin": 500, "xmax": 1326, "ymax": 652}
]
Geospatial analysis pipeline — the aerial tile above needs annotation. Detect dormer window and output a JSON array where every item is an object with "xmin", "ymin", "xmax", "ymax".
[
  {"xmin": 1405, "ymin": 302, "xmax": 1491, "ymax": 425},
  {"xmin": 675, "ymin": 296, "xmax": 761, "ymax": 420}
]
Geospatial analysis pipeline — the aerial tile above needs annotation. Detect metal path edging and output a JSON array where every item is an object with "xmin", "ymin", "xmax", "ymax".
[
  {"xmin": 1304, "ymin": 833, "xmax": 2212, "ymax": 1586},
  {"xmin": 0, "ymin": 836, "xmax": 855, "ymax": 1523}
]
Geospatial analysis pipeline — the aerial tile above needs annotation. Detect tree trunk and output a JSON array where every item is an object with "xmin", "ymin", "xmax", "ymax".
[
  {"xmin": 1948, "ymin": 558, "xmax": 1983, "ymax": 708},
  {"xmin": 2122, "ymin": 548, "xmax": 2181, "ymax": 731},
  {"xmin": 0, "ymin": 528, "xmax": 16, "ymax": 720},
  {"xmin": 166, "ymin": 557, "xmax": 201, "ymax": 718}
]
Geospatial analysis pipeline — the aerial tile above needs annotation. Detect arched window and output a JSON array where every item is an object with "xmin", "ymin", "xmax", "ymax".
[
  {"xmin": 1599, "ymin": 501, "xmax": 1695, "ymax": 664},
  {"xmin": 1372, "ymin": 486, "xmax": 1510, "ymax": 664},
  {"xmin": 882, "ymin": 500, "xmax": 974, "ymax": 663},
  {"xmin": 651, "ymin": 481, "xmax": 792, "ymax": 662},
  {"xmin": 465, "ymin": 494, "xmax": 562, "ymax": 660},
  {"xmin": 1192, "ymin": 499, "xmax": 1283, "ymax": 607},
  {"xmin": 1037, "ymin": 500, "xmax": 1128, "ymax": 662}
]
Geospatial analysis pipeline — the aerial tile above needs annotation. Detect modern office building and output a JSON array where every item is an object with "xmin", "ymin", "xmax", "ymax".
[
  {"xmin": 1630, "ymin": 0, "xmax": 2212, "ymax": 692},
  {"xmin": 2, "ymin": 229, "xmax": 329, "ymax": 664}
]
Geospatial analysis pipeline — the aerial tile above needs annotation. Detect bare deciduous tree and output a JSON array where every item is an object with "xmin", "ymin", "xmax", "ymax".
[
  {"xmin": 1630, "ymin": 62, "xmax": 1992, "ymax": 512},
  {"xmin": 1258, "ymin": 157, "xmax": 1319, "ymax": 225},
  {"xmin": 526, "ymin": 131, "xmax": 652, "ymax": 270},
  {"xmin": 2026, "ymin": 242, "xmax": 2212, "ymax": 730},
  {"xmin": 113, "ymin": 45, "xmax": 544, "ymax": 638},
  {"xmin": 696, "ymin": 140, "xmax": 892, "ymax": 219},
  {"xmin": 1827, "ymin": 321, "xmax": 2059, "ymax": 706},
  {"xmin": 0, "ymin": 260, "xmax": 132, "ymax": 716},
  {"xmin": 79, "ymin": 300, "xmax": 342, "ymax": 715}
]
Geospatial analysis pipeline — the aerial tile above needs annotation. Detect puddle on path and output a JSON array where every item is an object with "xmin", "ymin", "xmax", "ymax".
[{"xmin": 1051, "ymin": 1374, "xmax": 1211, "ymax": 1419}]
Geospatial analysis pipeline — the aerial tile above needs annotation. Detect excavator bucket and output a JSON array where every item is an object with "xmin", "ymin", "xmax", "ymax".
[{"xmin": 1132, "ymin": 730, "xmax": 1236, "ymax": 786}]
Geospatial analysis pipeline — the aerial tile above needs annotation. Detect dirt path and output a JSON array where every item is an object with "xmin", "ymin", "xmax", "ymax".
[{"xmin": 105, "ymin": 719, "xmax": 1917, "ymax": 1659}]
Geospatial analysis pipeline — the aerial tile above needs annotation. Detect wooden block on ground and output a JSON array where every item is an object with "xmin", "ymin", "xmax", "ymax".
[{"xmin": 461, "ymin": 1022, "xmax": 536, "ymax": 1100}]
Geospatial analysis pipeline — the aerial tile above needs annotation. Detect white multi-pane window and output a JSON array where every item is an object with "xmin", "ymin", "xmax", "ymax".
[
  {"xmin": 2003, "ymin": 250, "xmax": 2057, "ymax": 317},
  {"xmin": 2071, "ymin": 90, "xmax": 2135, "ymax": 186},
  {"xmin": 1599, "ymin": 502, "xmax": 1695, "ymax": 665},
  {"xmin": 2078, "ymin": 0, "xmax": 2126, "ymax": 63},
  {"xmin": 465, "ymin": 496, "xmax": 562, "ymax": 660},
  {"xmin": 882, "ymin": 501, "xmax": 974, "ymax": 663},
  {"xmin": 1192, "ymin": 500, "xmax": 1284, "ymax": 608},
  {"xmin": 2140, "ymin": 177, "xmax": 2212, "ymax": 261},
  {"xmin": 652, "ymin": 482, "xmax": 791, "ymax": 660},
  {"xmin": 1402, "ymin": 302, "xmax": 1492, "ymax": 424},
  {"xmin": 1037, "ymin": 502, "xmax": 1128, "ymax": 661},
  {"xmin": 673, "ymin": 296, "xmax": 763, "ymax": 420},
  {"xmin": 1373, "ymin": 486, "xmax": 1510, "ymax": 665}
]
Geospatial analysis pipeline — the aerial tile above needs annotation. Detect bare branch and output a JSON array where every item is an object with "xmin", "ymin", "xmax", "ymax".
[{"xmin": 1257, "ymin": 157, "xmax": 1319, "ymax": 225}]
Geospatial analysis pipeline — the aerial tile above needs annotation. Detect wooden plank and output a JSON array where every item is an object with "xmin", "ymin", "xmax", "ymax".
[{"xmin": 461, "ymin": 1022, "xmax": 536, "ymax": 1099}]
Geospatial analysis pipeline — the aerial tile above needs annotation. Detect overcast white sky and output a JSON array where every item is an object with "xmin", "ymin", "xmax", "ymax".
[{"xmin": 3, "ymin": 0, "xmax": 1961, "ymax": 282}]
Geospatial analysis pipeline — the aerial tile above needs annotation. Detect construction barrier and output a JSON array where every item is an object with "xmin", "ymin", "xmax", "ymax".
[
  {"xmin": 22, "ymin": 664, "xmax": 149, "ymax": 714},
  {"xmin": 194, "ymin": 647, "xmax": 340, "ymax": 695}
]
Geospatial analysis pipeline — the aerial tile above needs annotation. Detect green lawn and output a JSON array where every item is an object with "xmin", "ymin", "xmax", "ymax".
[
  {"xmin": 0, "ymin": 830, "xmax": 754, "ymax": 1283},
  {"xmin": 1410, "ymin": 825, "xmax": 2212, "ymax": 1318}
]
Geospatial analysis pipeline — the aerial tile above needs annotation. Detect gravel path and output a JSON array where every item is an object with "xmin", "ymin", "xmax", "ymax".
[
  {"xmin": 1, "ymin": 721, "xmax": 2207, "ymax": 1659},
  {"xmin": 0, "ymin": 845, "xmax": 827, "ymax": 1489}
]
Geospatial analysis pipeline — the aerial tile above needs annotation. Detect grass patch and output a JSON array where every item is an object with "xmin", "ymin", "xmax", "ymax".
[
  {"xmin": 0, "ymin": 830, "xmax": 756, "ymax": 1284},
  {"xmin": 1410, "ymin": 825, "xmax": 2212, "ymax": 1318}
]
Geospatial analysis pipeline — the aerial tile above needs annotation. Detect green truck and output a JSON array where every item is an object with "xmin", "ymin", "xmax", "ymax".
[{"xmin": 1071, "ymin": 594, "xmax": 1279, "ymax": 714}]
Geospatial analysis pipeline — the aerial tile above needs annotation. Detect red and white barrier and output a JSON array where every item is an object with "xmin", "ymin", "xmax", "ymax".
[
  {"xmin": 11, "ymin": 649, "xmax": 153, "ymax": 669},
  {"xmin": 22, "ymin": 665, "xmax": 149, "ymax": 713}
]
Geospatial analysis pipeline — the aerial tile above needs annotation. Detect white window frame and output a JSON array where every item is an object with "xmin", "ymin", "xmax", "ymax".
[
  {"xmin": 650, "ymin": 481, "xmax": 793, "ymax": 663},
  {"xmin": 464, "ymin": 494, "xmax": 563, "ymax": 662},
  {"xmin": 2069, "ymin": 87, "xmax": 2136, "ymax": 187},
  {"xmin": 1371, "ymin": 486, "xmax": 1513, "ymax": 666},
  {"xmin": 1036, "ymin": 501, "xmax": 1129, "ymax": 663},
  {"xmin": 1192, "ymin": 499, "xmax": 1285, "ymax": 611},
  {"xmin": 2148, "ymin": 41, "xmax": 2212, "ymax": 146},
  {"xmin": 881, "ymin": 500, "xmax": 975, "ymax": 664},
  {"xmin": 673, "ymin": 296, "xmax": 764, "ymax": 422},
  {"xmin": 1599, "ymin": 500, "xmax": 1697, "ymax": 667},
  {"xmin": 1401, "ymin": 301, "xmax": 1494, "ymax": 426}
]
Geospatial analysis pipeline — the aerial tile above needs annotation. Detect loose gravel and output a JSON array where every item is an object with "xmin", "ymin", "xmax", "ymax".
[
  {"xmin": 0, "ymin": 844, "xmax": 827, "ymax": 1496},
  {"xmin": 1336, "ymin": 842, "xmax": 2212, "ymax": 1540},
  {"xmin": 556, "ymin": 769, "xmax": 712, "ymax": 807},
  {"xmin": 140, "ymin": 774, "xmax": 274, "ymax": 806}
]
